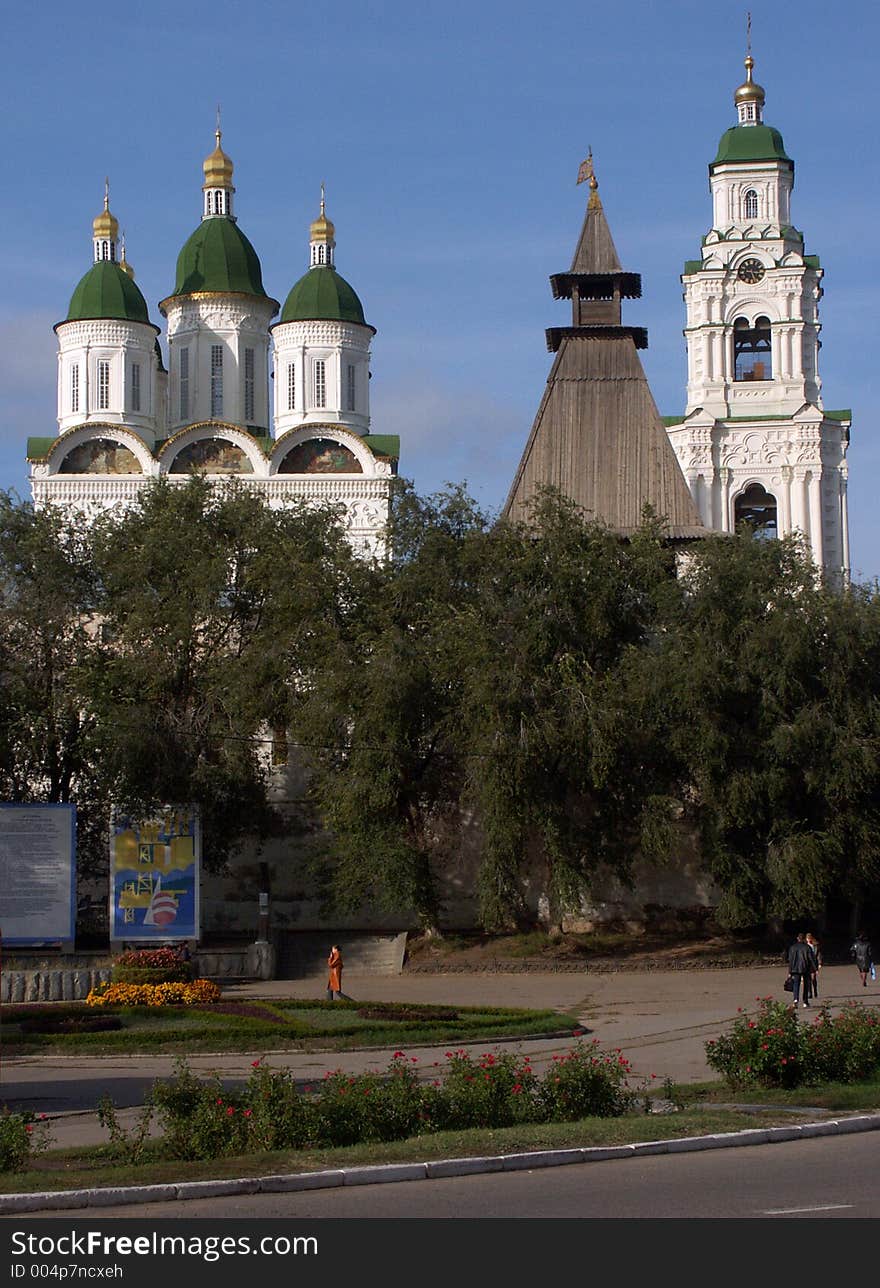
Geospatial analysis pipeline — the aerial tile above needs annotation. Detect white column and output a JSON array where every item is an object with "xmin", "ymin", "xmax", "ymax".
[
  {"xmin": 808, "ymin": 471, "xmax": 823, "ymax": 566},
  {"xmin": 779, "ymin": 466, "xmax": 792, "ymax": 538},
  {"xmin": 719, "ymin": 468, "xmax": 731, "ymax": 532},
  {"xmin": 841, "ymin": 476, "xmax": 850, "ymax": 581}
]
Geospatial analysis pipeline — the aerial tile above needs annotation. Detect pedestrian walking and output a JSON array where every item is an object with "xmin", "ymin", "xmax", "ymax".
[
  {"xmin": 850, "ymin": 930, "xmax": 873, "ymax": 988},
  {"xmin": 786, "ymin": 932, "xmax": 814, "ymax": 1010},
  {"xmin": 326, "ymin": 944, "xmax": 343, "ymax": 1001},
  {"xmin": 805, "ymin": 932, "xmax": 821, "ymax": 999}
]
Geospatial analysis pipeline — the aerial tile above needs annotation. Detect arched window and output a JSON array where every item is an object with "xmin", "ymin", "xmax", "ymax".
[
  {"xmin": 743, "ymin": 189, "xmax": 758, "ymax": 220},
  {"xmin": 735, "ymin": 483, "xmax": 778, "ymax": 539},
  {"xmin": 734, "ymin": 316, "xmax": 772, "ymax": 381},
  {"xmin": 317, "ymin": 245, "xmax": 326, "ymax": 264}
]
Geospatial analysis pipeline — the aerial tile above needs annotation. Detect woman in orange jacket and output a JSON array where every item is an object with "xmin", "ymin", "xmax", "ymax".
[{"xmin": 326, "ymin": 945, "xmax": 343, "ymax": 1000}]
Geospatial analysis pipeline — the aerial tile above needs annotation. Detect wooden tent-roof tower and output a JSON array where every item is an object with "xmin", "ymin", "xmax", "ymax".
[{"xmin": 504, "ymin": 159, "xmax": 707, "ymax": 540}]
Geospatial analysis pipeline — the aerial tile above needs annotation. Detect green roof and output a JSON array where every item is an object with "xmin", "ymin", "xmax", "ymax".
[
  {"xmin": 712, "ymin": 124, "xmax": 792, "ymax": 168},
  {"xmin": 683, "ymin": 260, "xmax": 703, "ymax": 276},
  {"xmin": 171, "ymin": 217, "xmax": 268, "ymax": 298},
  {"xmin": 804, "ymin": 254, "xmax": 821, "ymax": 269},
  {"xmin": 362, "ymin": 434, "xmax": 399, "ymax": 460},
  {"xmin": 280, "ymin": 266, "xmax": 368, "ymax": 326},
  {"xmin": 825, "ymin": 409, "xmax": 852, "ymax": 422},
  {"xmin": 64, "ymin": 261, "xmax": 152, "ymax": 326},
  {"xmin": 27, "ymin": 436, "xmax": 58, "ymax": 461}
]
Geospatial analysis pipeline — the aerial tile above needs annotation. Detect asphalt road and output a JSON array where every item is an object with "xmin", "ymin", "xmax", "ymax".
[{"xmin": 16, "ymin": 1132, "xmax": 879, "ymax": 1219}]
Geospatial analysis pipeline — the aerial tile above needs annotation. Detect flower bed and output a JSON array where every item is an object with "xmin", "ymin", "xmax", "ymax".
[
  {"xmin": 86, "ymin": 980, "xmax": 221, "ymax": 1008},
  {"xmin": 706, "ymin": 997, "xmax": 880, "ymax": 1089},
  {"xmin": 140, "ymin": 1041, "xmax": 637, "ymax": 1162}
]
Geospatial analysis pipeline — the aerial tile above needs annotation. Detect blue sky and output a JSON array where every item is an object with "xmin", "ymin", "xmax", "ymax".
[{"xmin": 2, "ymin": 0, "xmax": 878, "ymax": 577}]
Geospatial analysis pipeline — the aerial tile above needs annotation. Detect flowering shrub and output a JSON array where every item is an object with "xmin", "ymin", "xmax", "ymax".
[
  {"xmin": 801, "ymin": 1003, "xmax": 880, "ymax": 1084},
  {"xmin": 86, "ymin": 980, "xmax": 220, "ymax": 1008},
  {"xmin": 706, "ymin": 997, "xmax": 880, "ymax": 1089},
  {"xmin": 432, "ymin": 1050, "xmax": 539, "ymax": 1129},
  {"xmin": 0, "ymin": 1107, "xmax": 52, "ymax": 1173},
  {"xmin": 139, "ymin": 1042, "xmax": 638, "ymax": 1163},
  {"xmin": 705, "ymin": 999, "xmax": 803, "ymax": 1088},
  {"xmin": 115, "ymin": 948, "xmax": 188, "ymax": 968},
  {"xmin": 111, "ymin": 948, "xmax": 194, "ymax": 985},
  {"xmin": 538, "ymin": 1042, "xmax": 635, "ymax": 1120},
  {"xmin": 244, "ymin": 1060, "xmax": 312, "ymax": 1152}
]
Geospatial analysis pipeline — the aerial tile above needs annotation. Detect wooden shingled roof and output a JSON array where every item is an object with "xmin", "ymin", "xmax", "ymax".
[{"xmin": 504, "ymin": 179, "xmax": 707, "ymax": 541}]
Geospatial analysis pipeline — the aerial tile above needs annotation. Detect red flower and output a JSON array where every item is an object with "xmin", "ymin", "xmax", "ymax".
[
  {"xmin": 243, "ymin": 1109, "xmax": 252, "ymax": 1118},
  {"xmin": 216, "ymin": 1098, "xmax": 223, "ymax": 1105},
  {"xmin": 251, "ymin": 1060, "xmax": 261, "ymax": 1068},
  {"xmin": 393, "ymin": 1051, "xmax": 405, "ymax": 1059},
  {"xmin": 226, "ymin": 1107, "xmax": 235, "ymax": 1116}
]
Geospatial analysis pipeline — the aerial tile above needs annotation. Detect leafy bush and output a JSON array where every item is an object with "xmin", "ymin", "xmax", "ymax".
[
  {"xmin": 537, "ymin": 1042, "xmax": 635, "ymax": 1120},
  {"xmin": 706, "ymin": 997, "xmax": 880, "ymax": 1089},
  {"xmin": 112, "ymin": 948, "xmax": 195, "ymax": 985},
  {"xmin": 432, "ymin": 1049, "xmax": 539, "ymax": 1129},
  {"xmin": 115, "ymin": 948, "xmax": 189, "ymax": 968},
  {"xmin": 0, "ymin": 1107, "xmax": 52, "ymax": 1172},
  {"xmin": 243, "ymin": 1059, "xmax": 312, "ymax": 1151},
  {"xmin": 125, "ymin": 1041, "xmax": 641, "ymax": 1165},
  {"xmin": 801, "ymin": 1003, "xmax": 880, "ymax": 1084}
]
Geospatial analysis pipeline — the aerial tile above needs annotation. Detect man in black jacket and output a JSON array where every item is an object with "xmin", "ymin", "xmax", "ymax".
[{"xmin": 787, "ymin": 933, "xmax": 816, "ymax": 1010}]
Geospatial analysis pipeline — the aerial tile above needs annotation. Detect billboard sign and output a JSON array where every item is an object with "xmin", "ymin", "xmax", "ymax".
[
  {"xmin": 0, "ymin": 803, "xmax": 76, "ymax": 944},
  {"xmin": 110, "ymin": 807, "xmax": 200, "ymax": 942}
]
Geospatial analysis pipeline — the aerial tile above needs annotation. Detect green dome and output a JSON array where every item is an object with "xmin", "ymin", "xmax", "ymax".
[
  {"xmin": 280, "ymin": 265, "xmax": 367, "ymax": 325},
  {"xmin": 172, "ymin": 217, "xmax": 268, "ymax": 298},
  {"xmin": 712, "ymin": 124, "xmax": 792, "ymax": 168},
  {"xmin": 65, "ymin": 260, "xmax": 151, "ymax": 325}
]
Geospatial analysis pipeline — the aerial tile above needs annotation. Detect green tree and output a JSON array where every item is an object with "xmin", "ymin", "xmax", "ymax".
[
  {"xmin": 0, "ymin": 492, "xmax": 108, "ymax": 876},
  {"xmin": 662, "ymin": 532, "xmax": 880, "ymax": 925},
  {"xmin": 89, "ymin": 477, "xmax": 363, "ymax": 872}
]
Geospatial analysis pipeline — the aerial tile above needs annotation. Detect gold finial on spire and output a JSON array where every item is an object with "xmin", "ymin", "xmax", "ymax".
[
  {"xmin": 735, "ymin": 11, "xmax": 765, "ymax": 110},
  {"xmin": 203, "ymin": 111, "xmax": 234, "ymax": 190},
  {"xmin": 93, "ymin": 178, "xmax": 119, "ymax": 241},
  {"xmin": 310, "ymin": 184, "xmax": 335, "ymax": 245}
]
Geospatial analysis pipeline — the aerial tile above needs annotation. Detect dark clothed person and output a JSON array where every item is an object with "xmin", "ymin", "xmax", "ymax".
[
  {"xmin": 787, "ymin": 935, "xmax": 815, "ymax": 1008},
  {"xmin": 851, "ymin": 934, "xmax": 874, "ymax": 988}
]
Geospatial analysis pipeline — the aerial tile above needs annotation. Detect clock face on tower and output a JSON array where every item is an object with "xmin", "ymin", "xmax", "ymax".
[{"xmin": 738, "ymin": 258, "xmax": 765, "ymax": 284}]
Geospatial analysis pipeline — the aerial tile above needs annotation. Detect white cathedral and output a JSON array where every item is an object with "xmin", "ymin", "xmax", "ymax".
[
  {"xmin": 29, "ymin": 51, "xmax": 850, "ymax": 578},
  {"xmin": 665, "ymin": 52, "xmax": 850, "ymax": 577},
  {"xmin": 27, "ymin": 132, "xmax": 399, "ymax": 557}
]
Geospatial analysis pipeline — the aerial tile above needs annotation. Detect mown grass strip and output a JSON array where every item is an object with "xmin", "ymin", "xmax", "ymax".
[{"xmin": 0, "ymin": 1106, "xmax": 829, "ymax": 1197}]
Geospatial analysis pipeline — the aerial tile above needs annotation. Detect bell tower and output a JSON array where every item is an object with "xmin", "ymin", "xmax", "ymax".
[{"xmin": 666, "ymin": 40, "xmax": 851, "ymax": 578}]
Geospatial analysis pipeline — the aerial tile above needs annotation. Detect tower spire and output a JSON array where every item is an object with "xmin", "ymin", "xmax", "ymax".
[
  {"xmin": 309, "ymin": 186, "xmax": 336, "ymax": 267},
  {"xmin": 202, "ymin": 114, "xmax": 235, "ymax": 219},
  {"xmin": 92, "ymin": 179, "xmax": 119, "ymax": 262},
  {"xmin": 734, "ymin": 14, "xmax": 765, "ymax": 123}
]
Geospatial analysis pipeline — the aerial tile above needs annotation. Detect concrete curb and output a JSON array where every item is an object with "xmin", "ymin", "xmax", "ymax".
[{"xmin": 3, "ymin": 1113, "xmax": 880, "ymax": 1213}]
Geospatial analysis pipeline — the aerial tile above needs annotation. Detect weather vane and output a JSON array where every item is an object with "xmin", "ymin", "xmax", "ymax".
[{"xmin": 577, "ymin": 146, "xmax": 594, "ymax": 186}]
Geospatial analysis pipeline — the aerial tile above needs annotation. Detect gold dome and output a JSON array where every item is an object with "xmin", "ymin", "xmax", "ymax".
[
  {"xmin": 93, "ymin": 181, "xmax": 119, "ymax": 241},
  {"xmin": 734, "ymin": 54, "xmax": 765, "ymax": 106},
  {"xmin": 310, "ymin": 186, "xmax": 335, "ymax": 243},
  {"xmin": 203, "ymin": 129, "xmax": 234, "ymax": 190}
]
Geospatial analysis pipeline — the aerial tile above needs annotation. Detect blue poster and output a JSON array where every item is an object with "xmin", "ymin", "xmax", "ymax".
[{"xmin": 110, "ymin": 807, "xmax": 200, "ymax": 941}]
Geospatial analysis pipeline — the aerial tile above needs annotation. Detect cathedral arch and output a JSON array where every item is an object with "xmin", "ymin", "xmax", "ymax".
[
  {"xmin": 46, "ymin": 424, "xmax": 154, "ymax": 476},
  {"xmin": 158, "ymin": 423, "xmax": 265, "ymax": 476},
  {"xmin": 734, "ymin": 481, "xmax": 778, "ymax": 539},
  {"xmin": 270, "ymin": 424, "xmax": 374, "ymax": 476},
  {"xmin": 733, "ymin": 315, "xmax": 772, "ymax": 382}
]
